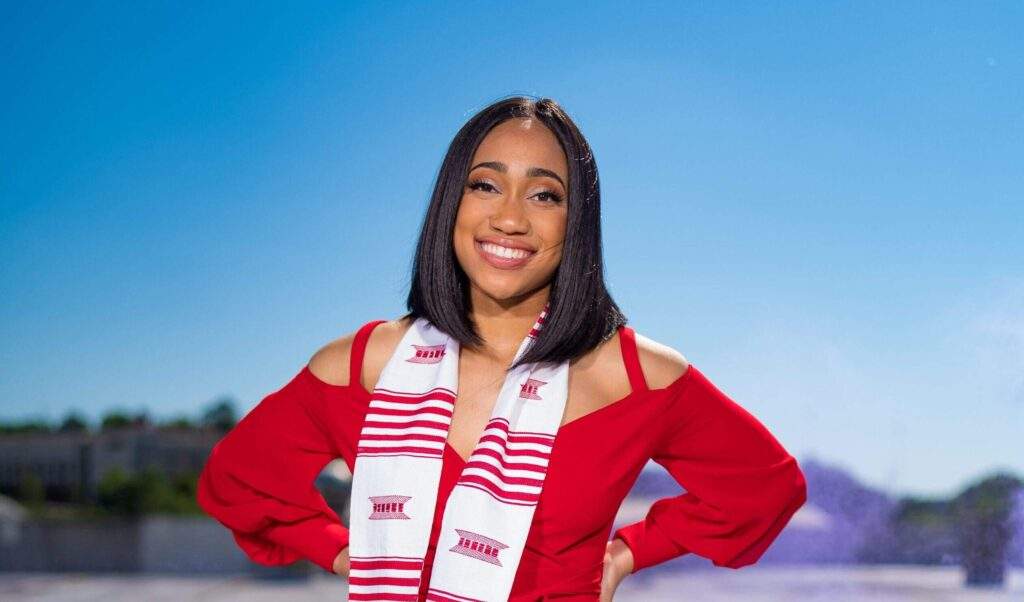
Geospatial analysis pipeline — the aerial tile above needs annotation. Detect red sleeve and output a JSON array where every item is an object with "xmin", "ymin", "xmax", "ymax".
[
  {"xmin": 613, "ymin": 364, "xmax": 807, "ymax": 572},
  {"xmin": 196, "ymin": 366, "xmax": 350, "ymax": 574}
]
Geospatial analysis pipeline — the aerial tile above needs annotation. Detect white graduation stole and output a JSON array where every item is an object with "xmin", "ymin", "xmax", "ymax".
[{"xmin": 348, "ymin": 303, "xmax": 568, "ymax": 601}]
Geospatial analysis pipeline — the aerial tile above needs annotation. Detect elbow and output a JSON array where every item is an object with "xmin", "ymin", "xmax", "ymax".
[
  {"xmin": 716, "ymin": 457, "xmax": 808, "ymax": 570},
  {"xmin": 791, "ymin": 461, "xmax": 808, "ymax": 510},
  {"xmin": 195, "ymin": 453, "xmax": 219, "ymax": 519},
  {"xmin": 195, "ymin": 442, "xmax": 231, "ymax": 521},
  {"xmin": 765, "ymin": 454, "xmax": 808, "ymax": 519},
  {"xmin": 753, "ymin": 454, "xmax": 809, "ymax": 524},
  {"xmin": 781, "ymin": 456, "xmax": 808, "ymax": 521}
]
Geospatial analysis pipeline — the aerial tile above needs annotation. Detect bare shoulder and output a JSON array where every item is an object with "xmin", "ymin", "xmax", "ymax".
[
  {"xmin": 307, "ymin": 315, "xmax": 415, "ymax": 388},
  {"xmin": 633, "ymin": 330, "xmax": 691, "ymax": 390}
]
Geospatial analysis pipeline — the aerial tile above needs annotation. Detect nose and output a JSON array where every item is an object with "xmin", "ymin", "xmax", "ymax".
[{"xmin": 488, "ymin": 195, "xmax": 529, "ymax": 235}]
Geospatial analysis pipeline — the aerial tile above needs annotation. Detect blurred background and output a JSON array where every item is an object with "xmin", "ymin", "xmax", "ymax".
[{"xmin": 1, "ymin": 2, "xmax": 1021, "ymax": 600}]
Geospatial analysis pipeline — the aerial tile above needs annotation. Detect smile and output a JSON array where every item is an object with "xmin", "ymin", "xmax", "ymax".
[{"xmin": 475, "ymin": 240, "xmax": 535, "ymax": 270}]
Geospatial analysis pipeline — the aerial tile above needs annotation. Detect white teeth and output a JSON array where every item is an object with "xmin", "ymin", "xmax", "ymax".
[{"xmin": 481, "ymin": 242, "xmax": 532, "ymax": 260}]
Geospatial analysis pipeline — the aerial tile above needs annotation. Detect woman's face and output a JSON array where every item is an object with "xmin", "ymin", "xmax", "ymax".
[{"xmin": 453, "ymin": 117, "xmax": 570, "ymax": 307}]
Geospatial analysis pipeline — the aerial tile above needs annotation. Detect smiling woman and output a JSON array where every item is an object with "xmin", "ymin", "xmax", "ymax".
[
  {"xmin": 454, "ymin": 120, "xmax": 569, "ymax": 301},
  {"xmin": 196, "ymin": 95, "xmax": 807, "ymax": 601}
]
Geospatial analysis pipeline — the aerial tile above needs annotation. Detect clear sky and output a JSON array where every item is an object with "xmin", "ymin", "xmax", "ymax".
[{"xmin": 1, "ymin": 2, "xmax": 1021, "ymax": 499}]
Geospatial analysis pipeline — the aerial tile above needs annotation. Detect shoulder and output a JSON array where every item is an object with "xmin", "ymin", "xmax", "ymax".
[
  {"xmin": 631, "ymin": 329, "xmax": 691, "ymax": 390},
  {"xmin": 307, "ymin": 316, "xmax": 414, "ymax": 387}
]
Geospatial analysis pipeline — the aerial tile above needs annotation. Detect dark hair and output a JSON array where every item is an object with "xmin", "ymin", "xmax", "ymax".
[{"xmin": 402, "ymin": 95, "xmax": 627, "ymax": 371}]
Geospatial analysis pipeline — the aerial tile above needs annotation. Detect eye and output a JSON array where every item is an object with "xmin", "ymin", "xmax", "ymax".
[
  {"xmin": 466, "ymin": 179, "xmax": 496, "ymax": 193},
  {"xmin": 466, "ymin": 178, "xmax": 564, "ymax": 204},
  {"xmin": 535, "ymin": 190, "xmax": 564, "ymax": 204}
]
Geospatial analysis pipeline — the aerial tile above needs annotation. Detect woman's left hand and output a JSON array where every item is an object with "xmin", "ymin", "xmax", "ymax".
[{"xmin": 599, "ymin": 538, "xmax": 634, "ymax": 601}]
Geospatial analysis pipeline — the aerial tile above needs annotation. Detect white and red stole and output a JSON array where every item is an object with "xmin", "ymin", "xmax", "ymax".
[{"xmin": 347, "ymin": 304, "xmax": 568, "ymax": 601}]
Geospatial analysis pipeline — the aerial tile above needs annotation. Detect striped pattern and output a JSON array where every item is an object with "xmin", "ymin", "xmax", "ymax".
[
  {"xmin": 425, "ymin": 587, "xmax": 485, "ymax": 602},
  {"xmin": 454, "ymin": 417, "xmax": 555, "ymax": 506},
  {"xmin": 348, "ymin": 555, "xmax": 424, "ymax": 601},
  {"xmin": 349, "ymin": 301, "xmax": 565, "ymax": 601},
  {"xmin": 425, "ymin": 589, "xmax": 485, "ymax": 602},
  {"xmin": 356, "ymin": 386, "xmax": 457, "ymax": 459}
]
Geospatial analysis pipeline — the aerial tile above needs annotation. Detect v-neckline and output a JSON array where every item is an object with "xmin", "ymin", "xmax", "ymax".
[
  {"xmin": 337, "ymin": 375, "xmax": 644, "ymax": 465},
  {"xmin": 326, "ymin": 361, "xmax": 693, "ymax": 465},
  {"xmin": 324, "ymin": 317, "xmax": 696, "ymax": 466},
  {"xmin": 442, "ymin": 388, "xmax": 643, "ymax": 465}
]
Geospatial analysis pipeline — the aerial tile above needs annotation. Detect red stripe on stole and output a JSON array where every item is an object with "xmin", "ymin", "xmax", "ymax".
[
  {"xmin": 462, "ymin": 459, "xmax": 544, "ymax": 487},
  {"xmin": 368, "ymin": 405, "xmax": 453, "ymax": 418},
  {"xmin": 357, "ymin": 445, "xmax": 442, "ymax": 455},
  {"xmin": 456, "ymin": 474, "xmax": 541, "ymax": 502},
  {"xmin": 360, "ymin": 433, "xmax": 446, "ymax": 443},
  {"xmin": 481, "ymin": 417, "xmax": 556, "ymax": 440},
  {"xmin": 349, "ymin": 558, "xmax": 423, "ymax": 570},
  {"xmin": 426, "ymin": 595, "xmax": 462, "ymax": 602},
  {"xmin": 427, "ymin": 587, "xmax": 486, "ymax": 602},
  {"xmin": 457, "ymin": 481, "xmax": 538, "ymax": 507},
  {"xmin": 504, "ymin": 433, "xmax": 556, "ymax": 446},
  {"xmin": 372, "ymin": 389, "xmax": 456, "ymax": 404},
  {"xmin": 477, "ymin": 435, "xmax": 551, "ymax": 459},
  {"xmin": 362, "ymin": 418, "xmax": 450, "ymax": 430},
  {"xmin": 348, "ymin": 575, "xmax": 421, "ymax": 586},
  {"xmin": 470, "ymin": 447, "xmax": 549, "ymax": 472}
]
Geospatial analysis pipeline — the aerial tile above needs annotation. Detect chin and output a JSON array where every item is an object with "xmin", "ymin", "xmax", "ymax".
[
  {"xmin": 475, "ymin": 285, "xmax": 526, "ymax": 303},
  {"xmin": 465, "ymin": 276, "xmax": 526, "ymax": 301}
]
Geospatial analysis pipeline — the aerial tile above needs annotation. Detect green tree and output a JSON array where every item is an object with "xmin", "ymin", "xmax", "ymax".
[
  {"xmin": 101, "ymin": 411, "xmax": 133, "ymax": 430},
  {"xmin": 97, "ymin": 467, "xmax": 138, "ymax": 515},
  {"xmin": 202, "ymin": 396, "xmax": 238, "ymax": 432},
  {"xmin": 59, "ymin": 411, "xmax": 90, "ymax": 432},
  {"xmin": 160, "ymin": 416, "xmax": 195, "ymax": 430},
  {"xmin": 18, "ymin": 471, "xmax": 46, "ymax": 509},
  {"xmin": 954, "ymin": 473, "xmax": 1023, "ymax": 587},
  {"xmin": 131, "ymin": 411, "xmax": 151, "ymax": 429},
  {"xmin": 97, "ymin": 467, "xmax": 202, "ymax": 516},
  {"xmin": 0, "ymin": 418, "xmax": 52, "ymax": 434}
]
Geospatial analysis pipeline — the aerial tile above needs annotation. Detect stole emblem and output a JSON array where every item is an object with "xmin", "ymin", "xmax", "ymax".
[
  {"xmin": 449, "ymin": 528, "xmax": 508, "ymax": 566},
  {"xmin": 406, "ymin": 343, "xmax": 446, "ymax": 364},
  {"xmin": 368, "ymin": 495, "xmax": 412, "ymax": 520},
  {"xmin": 518, "ymin": 378, "xmax": 546, "ymax": 400}
]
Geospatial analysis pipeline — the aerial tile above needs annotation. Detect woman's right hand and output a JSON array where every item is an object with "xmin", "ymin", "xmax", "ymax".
[{"xmin": 333, "ymin": 547, "xmax": 351, "ymax": 576}]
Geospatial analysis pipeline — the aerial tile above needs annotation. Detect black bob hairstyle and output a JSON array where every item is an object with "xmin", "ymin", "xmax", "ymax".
[{"xmin": 401, "ymin": 95, "xmax": 627, "ymax": 371}]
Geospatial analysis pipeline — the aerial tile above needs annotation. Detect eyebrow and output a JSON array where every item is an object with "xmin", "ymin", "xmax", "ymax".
[{"xmin": 469, "ymin": 161, "xmax": 566, "ymax": 190}]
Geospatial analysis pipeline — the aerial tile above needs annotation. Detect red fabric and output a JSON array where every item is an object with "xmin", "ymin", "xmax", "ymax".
[{"xmin": 197, "ymin": 320, "xmax": 807, "ymax": 599}]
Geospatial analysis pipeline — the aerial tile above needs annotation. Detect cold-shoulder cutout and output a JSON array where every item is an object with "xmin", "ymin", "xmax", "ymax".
[
  {"xmin": 307, "ymin": 317, "xmax": 405, "ymax": 391},
  {"xmin": 633, "ymin": 331, "xmax": 691, "ymax": 391},
  {"xmin": 307, "ymin": 332, "xmax": 357, "ymax": 387}
]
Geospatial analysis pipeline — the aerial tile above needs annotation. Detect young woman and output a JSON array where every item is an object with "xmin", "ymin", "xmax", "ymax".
[{"xmin": 197, "ymin": 96, "xmax": 807, "ymax": 601}]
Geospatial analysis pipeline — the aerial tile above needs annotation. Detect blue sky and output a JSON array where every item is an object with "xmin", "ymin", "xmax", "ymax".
[{"xmin": 1, "ymin": 2, "xmax": 1021, "ymax": 499}]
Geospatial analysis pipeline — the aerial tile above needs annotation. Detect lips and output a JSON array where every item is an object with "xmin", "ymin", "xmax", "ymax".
[{"xmin": 474, "ymin": 239, "xmax": 536, "ymax": 270}]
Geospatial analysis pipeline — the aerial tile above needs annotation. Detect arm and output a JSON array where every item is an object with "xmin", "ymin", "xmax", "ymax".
[
  {"xmin": 613, "ymin": 364, "xmax": 807, "ymax": 572},
  {"xmin": 196, "ymin": 364, "xmax": 350, "ymax": 574}
]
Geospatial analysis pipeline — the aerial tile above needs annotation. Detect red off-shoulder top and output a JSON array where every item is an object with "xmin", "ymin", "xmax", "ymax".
[{"xmin": 197, "ymin": 319, "xmax": 807, "ymax": 600}]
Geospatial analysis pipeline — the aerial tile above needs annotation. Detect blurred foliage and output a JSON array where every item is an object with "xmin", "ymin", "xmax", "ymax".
[
  {"xmin": 864, "ymin": 469, "xmax": 1023, "ymax": 575},
  {"xmin": 101, "ymin": 410, "xmax": 150, "ymax": 431},
  {"xmin": 17, "ymin": 471, "xmax": 46, "ymax": 510},
  {"xmin": 888, "ymin": 497, "xmax": 957, "ymax": 564},
  {"xmin": 159, "ymin": 415, "xmax": 196, "ymax": 430},
  {"xmin": 58, "ymin": 411, "xmax": 90, "ymax": 432},
  {"xmin": 0, "ymin": 397, "xmax": 236, "ymax": 434},
  {"xmin": 96, "ymin": 467, "xmax": 203, "ymax": 516},
  {"xmin": 954, "ymin": 473, "xmax": 1022, "ymax": 586},
  {"xmin": 0, "ymin": 418, "xmax": 53, "ymax": 434},
  {"xmin": 201, "ymin": 396, "xmax": 238, "ymax": 432}
]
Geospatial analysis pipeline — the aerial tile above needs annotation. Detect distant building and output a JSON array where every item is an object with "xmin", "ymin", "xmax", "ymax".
[
  {"xmin": 0, "ymin": 427, "xmax": 223, "ymax": 502},
  {"xmin": 0, "ymin": 494, "xmax": 27, "ymax": 546}
]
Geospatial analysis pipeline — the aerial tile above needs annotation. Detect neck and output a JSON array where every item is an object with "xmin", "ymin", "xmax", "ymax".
[{"xmin": 466, "ymin": 285, "xmax": 549, "ymax": 364}]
